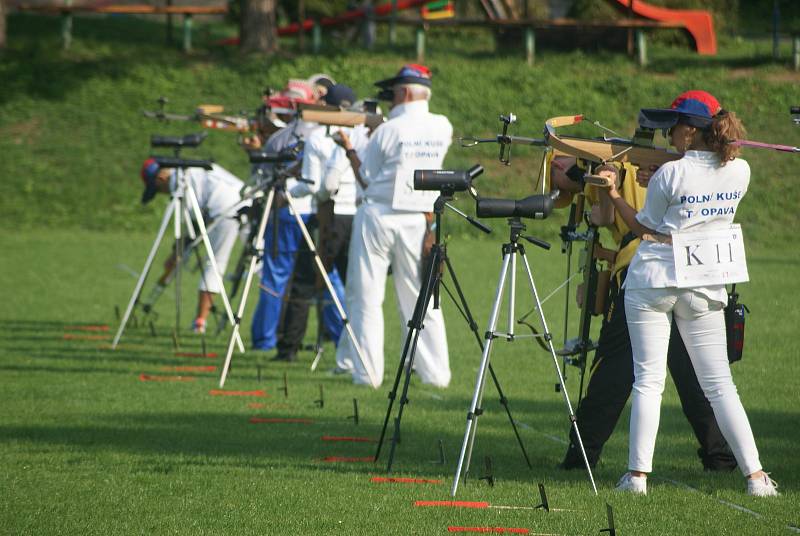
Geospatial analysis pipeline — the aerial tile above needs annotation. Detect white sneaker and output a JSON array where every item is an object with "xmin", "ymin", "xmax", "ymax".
[
  {"xmin": 191, "ymin": 318, "xmax": 206, "ymax": 334},
  {"xmin": 747, "ymin": 473, "xmax": 779, "ymax": 497},
  {"xmin": 615, "ymin": 472, "xmax": 647, "ymax": 495}
]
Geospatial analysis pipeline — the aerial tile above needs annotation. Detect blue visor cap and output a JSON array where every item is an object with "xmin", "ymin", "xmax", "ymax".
[
  {"xmin": 639, "ymin": 98, "xmax": 715, "ymax": 130},
  {"xmin": 374, "ymin": 64, "xmax": 432, "ymax": 90}
]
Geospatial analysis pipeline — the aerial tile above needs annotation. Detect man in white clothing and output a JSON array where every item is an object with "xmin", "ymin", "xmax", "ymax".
[
  {"xmin": 334, "ymin": 64, "xmax": 452, "ymax": 388},
  {"xmin": 140, "ymin": 159, "xmax": 246, "ymax": 333}
]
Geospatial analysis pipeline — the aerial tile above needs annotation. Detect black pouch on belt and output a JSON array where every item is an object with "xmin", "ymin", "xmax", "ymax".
[{"xmin": 725, "ymin": 284, "xmax": 749, "ymax": 364}]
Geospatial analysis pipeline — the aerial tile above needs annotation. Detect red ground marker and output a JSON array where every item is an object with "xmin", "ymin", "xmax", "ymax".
[
  {"xmin": 322, "ymin": 436, "xmax": 376, "ymax": 443},
  {"xmin": 321, "ymin": 456, "xmax": 373, "ymax": 463},
  {"xmin": 139, "ymin": 373, "xmax": 195, "ymax": 382},
  {"xmin": 65, "ymin": 324, "xmax": 110, "ymax": 332},
  {"xmin": 370, "ymin": 477, "xmax": 442, "ymax": 484},
  {"xmin": 448, "ymin": 528, "xmax": 530, "ymax": 534},
  {"xmin": 162, "ymin": 365, "xmax": 217, "ymax": 373},
  {"xmin": 415, "ymin": 501, "xmax": 489, "ymax": 509},
  {"xmin": 63, "ymin": 333, "xmax": 110, "ymax": 341},
  {"xmin": 209, "ymin": 389, "xmax": 267, "ymax": 397},
  {"xmin": 249, "ymin": 417, "xmax": 313, "ymax": 424},
  {"xmin": 175, "ymin": 352, "xmax": 219, "ymax": 358}
]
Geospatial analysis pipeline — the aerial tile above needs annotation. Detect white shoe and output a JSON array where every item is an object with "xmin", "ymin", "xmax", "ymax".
[
  {"xmin": 747, "ymin": 473, "xmax": 779, "ymax": 497},
  {"xmin": 615, "ymin": 472, "xmax": 647, "ymax": 495}
]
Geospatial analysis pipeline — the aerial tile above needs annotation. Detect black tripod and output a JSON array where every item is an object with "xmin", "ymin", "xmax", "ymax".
[{"xmin": 375, "ymin": 192, "xmax": 533, "ymax": 474}]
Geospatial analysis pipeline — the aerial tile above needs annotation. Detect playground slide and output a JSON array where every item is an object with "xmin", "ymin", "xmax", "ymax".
[{"xmin": 610, "ymin": 0, "xmax": 716, "ymax": 55}]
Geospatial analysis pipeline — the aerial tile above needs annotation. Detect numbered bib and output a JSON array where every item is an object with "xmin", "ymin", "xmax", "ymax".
[
  {"xmin": 391, "ymin": 166, "xmax": 438, "ymax": 212},
  {"xmin": 671, "ymin": 224, "xmax": 748, "ymax": 287}
]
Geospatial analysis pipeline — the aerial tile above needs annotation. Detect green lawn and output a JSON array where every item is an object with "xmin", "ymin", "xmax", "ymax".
[
  {"xmin": 2, "ymin": 12, "xmax": 800, "ymax": 536},
  {"xmin": 1, "ymin": 229, "xmax": 798, "ymax": 534}
]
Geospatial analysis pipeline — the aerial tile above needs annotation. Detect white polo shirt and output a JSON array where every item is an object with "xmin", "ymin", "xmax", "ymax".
[
  {"xmin": 624, "ymin": 150, "xmax": 750, "ymax": 302},
  {"xmin": 170, "ymin": 164, "xmax": 244, "ymax": 219},
  {"xmin": 359, "ymin": 100, "xmax": 452, "ymax": 212},
  {"xmin": 262, "ymin": 119, "xmax": 324, "ymax": 215}
]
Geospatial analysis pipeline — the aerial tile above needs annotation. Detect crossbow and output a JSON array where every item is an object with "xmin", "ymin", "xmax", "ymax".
[{"xmin": 462, "ymin": 111, "xmax": 797, "ymax": 402}]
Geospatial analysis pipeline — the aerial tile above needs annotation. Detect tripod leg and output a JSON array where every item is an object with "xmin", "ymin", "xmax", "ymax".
[
  {"xmin": 175, "ymin": 195, "xmax": 183, "ymax": 340},
  {"xmin": 383, "ymin": 246, "xmax": 442, "ymax": 472},
  {"xmin": 451, "ymin": 251, "xmax": 512, "ymax": 497},
  {"xmin": 283, "ymin": 192, "xmax": 379, "ymax": 388},
  {"xmin": 112, "ymin": 200, "xmax": 176, "ymax": 349},
  {"xmin": 309, "ymin": 297, "xmax": 325, "ymax": 371},
  {"xmin": 218, "ymin": 189, "xmax": 274, "ymax": 388},
  {"xmin": 442, "ymin": 255, "xmax": 532, "ymax": 470},
  {"xmin": 184, "ymin": 184, "xmax": 245, "ymax": 353},
  {"xmin": 519, "ymin": 249, "xmax": 598, "ymax": 495}
]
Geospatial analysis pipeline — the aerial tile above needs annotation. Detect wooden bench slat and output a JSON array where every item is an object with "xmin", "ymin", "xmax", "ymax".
[{"xmin": 14, "ymin": 4, "xmax": 227, "ymax": 15}]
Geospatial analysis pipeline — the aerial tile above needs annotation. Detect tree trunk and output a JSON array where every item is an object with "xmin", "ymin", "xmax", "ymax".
[
  {"xmin": 0, "ymin": 0, "xmax": 7, "ymax": 49},
  {"xmin": 240, "ymin": 0, "xmax": 278, "ymax": 53}
]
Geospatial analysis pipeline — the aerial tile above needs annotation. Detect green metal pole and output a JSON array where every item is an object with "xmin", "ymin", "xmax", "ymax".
[
  {"xmin": 183, "ymin": 14, "xmax": 192, "ymax": 52},
  {"xmin": 61, "ymin": 0, "xmax": 72, "ymax": 50},
  {"xmin": 312, "ymin": 20, "xmax": 321, "ymax": 55},
  {"xmin": 416, "ymin": 26, "xmax": 425, "ymax": 63},
  {"xmin": 525, "ymin": 27, "xmax": 535, "ymax": 66},
  {"xmin": 636, "ymin": 30, "xmax": 647, "ymax": 67},
  {"xmin": 389, "ymin": 0, "xmax": 397, "ymax": 46}
]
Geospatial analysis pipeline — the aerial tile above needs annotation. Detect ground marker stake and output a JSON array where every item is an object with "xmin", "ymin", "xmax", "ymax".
[
  {"xmin": 435, "ymin": 439, "xmax": 446, "ymax": 465},
  {"xmin": 139, "ymin": 373, "xmax": 195, "ymax": 382},
  {"xmin": 63, "ymin": 333, "xmax": 110, "ymax": 341},
  {"xmin": 314, "ymin": 385, "xmax": 324, "ymax": 408},
  {"xmin": 371, "ymin": 477, "xmax": 441, "ymax": 484},
  {"xmin": 175, "ymin": 351, "xmax": 218, "ymax": 358},
  {"xmin": 149, "ymin": 321, "xmax": 157, "ymax": 337},
  {"xmin": 162, "ymin": 365, "xmax": 216, "ymax": 373},
  {"xmin": 323, "ymin": 436, "xmax": 376, "ymax": 443},
  {"xmin": 250, "ymin": 417, "xmax": 313, "ymax": 424},
  {"xmin": 322, "ymin": 456, "xmax": 373, "ymax": 463},
  {"xmin": 479, "ymin": 456, "xmax": 494, "ymax": 487},
  {"xmin": 171, "ymin": 328, "xmax": 179, "ymax": 350},
  {"xmin": 348, "ymin": 398, "xmax": 359, "ymax": 425},
  {"xmin": 278, "ymin": 372, "xmax": 289, "ymax": 398},
  {"xmin": 414, "ymin": 501, "xmax": 538, "ymax": 511},
  {"xmin": 65, "ymin": 325, "xmax": 109, "ymax": 332},
  {"xmin": 210, "ymin": 389, "xmax": 267, "ymax": 397},
  {"xmin": 447, "ymin": 527, "xmax": 531, "ymax": 534},
  {"xmin": 599, "ymin": 503, "xmax": 616, "ymax": 536},
  {"xmin": 114, "ymin": 305, "xmax": 120, "ymax": 321}
]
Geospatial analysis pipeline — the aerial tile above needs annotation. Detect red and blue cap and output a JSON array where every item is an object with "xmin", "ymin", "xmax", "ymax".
[
  {"xmin": 140, "ymin": 157, "xmax": 161, "ymax": 204},
  {"xmin": 374, "ymin": 64, "xmax": 433, "ymax": 90},
  {"xmin": 639, "ymin": 90, "xmax": 722, "ymax": 130}
]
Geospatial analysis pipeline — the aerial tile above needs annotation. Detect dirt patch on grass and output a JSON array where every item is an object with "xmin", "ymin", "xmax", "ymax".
[{"xmin": 2, "ymin": 118, "xmax": 42, "ymax": 146}]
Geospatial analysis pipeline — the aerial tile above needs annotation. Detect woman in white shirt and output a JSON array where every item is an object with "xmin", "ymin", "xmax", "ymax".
[{"xmin": 603, "ymin": 90, "xmax": 777, "ymax": 497}]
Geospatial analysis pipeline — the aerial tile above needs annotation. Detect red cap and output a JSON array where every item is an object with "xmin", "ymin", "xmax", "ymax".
[{"xmin": 670, "ymin": 90, "xmax": 721, "ymax": 117}]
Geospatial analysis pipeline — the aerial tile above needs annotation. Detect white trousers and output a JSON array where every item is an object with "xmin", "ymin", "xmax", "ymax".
[
  {"xmin": 198, "ymin": 217, "xmax": 240, "ymax": 294},
  {"xmin": 625, "ymin": 287, "xmax": 762, "ymax": 476},
  {"xmin": 335, "ymin": 202, "xmax": 450, "ymax": 388}
]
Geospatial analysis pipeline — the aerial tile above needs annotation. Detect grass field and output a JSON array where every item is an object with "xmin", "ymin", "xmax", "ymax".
[
  {"xmin": 1, "ymin": 228, "xmax": 798, "ymax": 535},
  {"xmin": 2, "ymin": 11, "xmax": 800, "ymax": 536}
]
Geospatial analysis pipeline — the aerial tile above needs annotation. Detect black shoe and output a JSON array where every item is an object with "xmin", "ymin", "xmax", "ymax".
[
  {"xmin": 559, "ymin": 444, "xmax": 598, "ymax": 470},
  {"xmin": 270, "ymin": 352, "xmax": 297, "ymax": 362}
]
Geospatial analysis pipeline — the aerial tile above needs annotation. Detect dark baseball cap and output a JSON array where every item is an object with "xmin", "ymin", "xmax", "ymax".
[
  {"xmin": 140, "ymin": 158, "xmax": 160, "ymax": 204},
  {"xmin": 324, "ymin": 84, "xmax": 357, "ymax": 108}
]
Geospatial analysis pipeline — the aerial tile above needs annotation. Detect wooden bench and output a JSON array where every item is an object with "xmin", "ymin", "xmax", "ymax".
[
  {"xmin": 381, "ymin": 16, "xmax": 687, "ymax": 66},
  {"xmin": 13, "ymin": 3, "xmax": 228, "ymax": 51}
]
